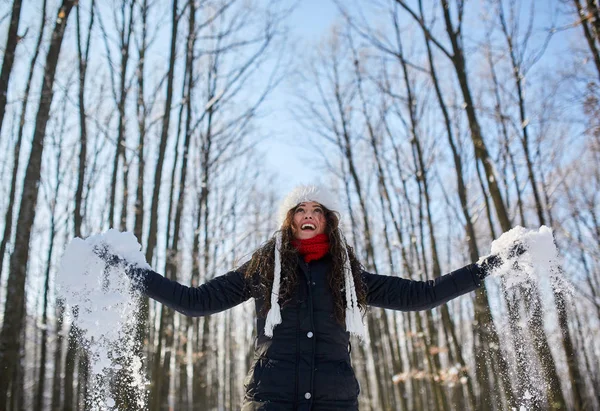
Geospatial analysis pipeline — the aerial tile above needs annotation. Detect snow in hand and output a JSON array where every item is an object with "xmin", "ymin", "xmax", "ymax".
[
  {"xmin": 481, "ymin": 225, "xmax": 571, "ymax": 293},
  {"xmin": 57, "ymin": 229, "xmax": 150, "ymax": 410}
]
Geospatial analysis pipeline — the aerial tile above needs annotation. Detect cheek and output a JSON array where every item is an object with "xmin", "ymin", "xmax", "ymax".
[
  {"xmin": 291, "ymin": 216, "xmax": 301, "ymax": 231},
  {"xmin": 317, "ymin": 216, "xmax": 327, "ymax": 231}
]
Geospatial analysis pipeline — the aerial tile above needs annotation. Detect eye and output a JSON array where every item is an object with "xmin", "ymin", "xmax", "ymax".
[
  {"xmin": 314, "ymin": 208, "xmax": 323, "ymax": 214},
  {"xmin": 295, "ymin": 207, "xmax": 305, "ymax": 214}
]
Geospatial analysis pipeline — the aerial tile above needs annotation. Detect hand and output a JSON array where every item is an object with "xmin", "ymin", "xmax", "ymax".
[
  {"xmin": 92, "ymin": 244, "xmax": 146, "ymax": 290},
  {"xmin": 478, "ymin": 241, "xmax": 527, "ymax": 279},
  {"xmin": 507, "ymin": 241, "xmax": 526, "ymax": 259},
  {"xmin": 92, "ymin": 244, "xmax": 129, "ymax": 268}
]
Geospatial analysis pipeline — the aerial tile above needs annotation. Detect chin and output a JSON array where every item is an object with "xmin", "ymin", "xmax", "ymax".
[{"xmin": 295, "ymin": 231, "xmax": 319, "ymax": 240}]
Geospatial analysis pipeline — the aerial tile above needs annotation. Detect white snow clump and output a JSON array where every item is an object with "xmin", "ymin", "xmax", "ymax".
[{"xmin": 479, "ymin": 225, "xmax": 571, "ymax": 293}]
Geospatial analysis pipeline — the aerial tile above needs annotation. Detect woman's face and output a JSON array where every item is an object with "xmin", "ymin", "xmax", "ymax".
[{"xmin": 291, "ymin": 201, "xmax": 327, "ymax": 240}]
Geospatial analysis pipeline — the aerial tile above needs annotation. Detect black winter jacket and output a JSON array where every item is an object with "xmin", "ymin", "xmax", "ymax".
[{"xmin": 138, "ymin": 255, "xmax": 482, "ymax": 411}]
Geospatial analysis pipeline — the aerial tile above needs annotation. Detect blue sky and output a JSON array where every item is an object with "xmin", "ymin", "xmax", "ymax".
[{"xmin": 259, "ymin": 0, "xmax": 341, "ymax": 194}]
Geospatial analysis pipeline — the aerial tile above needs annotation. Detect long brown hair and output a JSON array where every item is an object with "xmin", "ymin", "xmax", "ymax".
[{"xmin": 244, "ymin": 205, "xmax": 367, "ymax": 326}]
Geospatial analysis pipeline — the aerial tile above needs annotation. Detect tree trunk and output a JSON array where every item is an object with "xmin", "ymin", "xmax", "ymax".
[
  {"xmin": 523, "ymin": 288, "xmax": 567, "ymax": 410},
  {"xmin": 574, "ymin": 0, "xmax": 600, "ymax": 82},
  {"xmin": 9, "ymin": 335, "xmax": 25, "ymax": 411},
  {"xmin": 144, "ymin": 0, "xmax": 178, "ymax": 265},
  {"xmin": 437, "ymin": 0, "xmax": 512, "ymax": 232},
  {"xmin": 552, "ymin": 276, "xmax": 587, "ymax": 410},
  {"xmin": 0, "ymin": 1, "xmax": 76, "ymax": 406},
  {"xmin": 133, "ymin": 0, "xmax": 148, "ymax": 248},
  {"xmin": 0, "ymin": 0, "xmax": 23, "ymax": 135},
  {"xmin": 63, "ymin": 326, "xmax": 78, "ymax": 411},
  {"xmin": 132, "ymin": 0, "xmax": 149, "ymax": 383},
  {"xmin": 74, "ymin": 0, "xmax": 94, "ymax": 238},
  {"xmin": 34, "ymin": 186, "xmax": 60, "ymax": 411},
  {"xmin": 50, "ymin": 302, "xmax": 65, "ymax": 411},
  {"xmin": 0, "ymin": 0, "xmax": 47, "ymax": 283},
  {"xmin": 107, "ymin": 0, "xmax": 135, "ymax": 229}
]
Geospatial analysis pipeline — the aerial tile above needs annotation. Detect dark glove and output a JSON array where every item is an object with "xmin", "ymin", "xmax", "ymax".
[
  {"xmin": 93, "ymin": 244, "xmax": 128, "ymax": 267},
  {"xmin": 477, "ymin": 241, "xmax": 527, "ymax": 280},
  {"xmin": 92, "ymin": 244, "xmax": 146, "ymax": 291}
]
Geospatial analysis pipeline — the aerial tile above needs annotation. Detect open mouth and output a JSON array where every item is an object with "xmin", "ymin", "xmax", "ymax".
[{"xmin": 301, "ymin": 223, "xmax": 316, "ymax": 231}]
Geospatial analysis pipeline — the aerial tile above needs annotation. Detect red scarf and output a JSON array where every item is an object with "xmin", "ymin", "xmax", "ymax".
[{"xmin": 292, "ymin": 234, "xmax": 330, "ymax": 263}]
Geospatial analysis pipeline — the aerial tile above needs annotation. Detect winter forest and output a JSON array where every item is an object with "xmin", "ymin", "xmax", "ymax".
[{"xmin": 0, "ymin": 0, "xmax": 599, "ymax": 410}]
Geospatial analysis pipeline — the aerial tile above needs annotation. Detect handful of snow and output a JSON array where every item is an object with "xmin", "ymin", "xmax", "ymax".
[
  {"xmin": 480, "ymin": 225, "xmax": 569, "ymax": 291},
  {"xmin": 57, "ymin": 229, "xmax": 149, "ymax": 410}
]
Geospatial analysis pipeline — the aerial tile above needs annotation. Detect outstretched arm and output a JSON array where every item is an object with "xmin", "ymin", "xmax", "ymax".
[
  {"xmin": 129, "ymin": 267, "xmax": 252, "ymax": 317},
  {"xmin": 361, "ymin": 264, "xmax": 483, "ymax": 311}
]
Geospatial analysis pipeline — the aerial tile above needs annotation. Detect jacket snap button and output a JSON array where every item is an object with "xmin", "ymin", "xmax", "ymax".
[
  {"xmin": 305, "ymin": 392, "xmax": 311, "ymax": 399},
  {"xmin": 307, "ymin": 331, "xmax": 313, "ymax": 338},
  {"xmin": 311, "ymin": 281, "xmax": 316, "ymax": 286}
]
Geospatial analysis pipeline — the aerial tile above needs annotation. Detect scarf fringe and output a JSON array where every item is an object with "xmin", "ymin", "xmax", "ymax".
[
  {"xmin": 264, "ymin": 232, "xmax": 283, "ymax": 337},
  {"xmin": 340, "ymin": 227, "xmax": 366, "ymax": 341}
]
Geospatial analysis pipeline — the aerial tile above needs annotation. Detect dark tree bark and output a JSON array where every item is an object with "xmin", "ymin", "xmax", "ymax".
[
  {"xmin": 574, "ymin": 0, "xmax": 600, "ymax": 81},
  {"xmin": 0, "ymin": 1, "xmax": 76, "ymax": 406},
  {"xmin": 50, "ymin": 301, "xmax": 65, "ymax": 411},
  {"xmin": 0, "ymin": 0, "xmax": 23, "ymax": 136},
  {"xmin": 9, "ymin": 333, "xmax": 25, "ymax": 411},
  {"xmin": 132, "ymin": 0, "xmax": 150, "ymax": 392},
  {"xmin": 0, "ymin": 0, "xmax": 47, "ymax": 283},
  {"xmin": 74, "ymin": 0, "xmax": 95, "ymax": 238},
  {"xmin": 63, "ymin": 326, "xmax": 78, "ymax": 411},
  {"xmin": 133, "ymin": 0, "xmax": 148, "ymax": 250}
]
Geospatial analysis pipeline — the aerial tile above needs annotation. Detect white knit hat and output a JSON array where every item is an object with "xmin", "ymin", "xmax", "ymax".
[{"xmin": 264, "ymin": 184, "xmax": 366, "ymax": 340}]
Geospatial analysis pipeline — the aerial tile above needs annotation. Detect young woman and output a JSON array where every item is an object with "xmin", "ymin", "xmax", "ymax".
[{"xmin": 128, "ymin": 185, "xmax": 506, "ymax": 411}]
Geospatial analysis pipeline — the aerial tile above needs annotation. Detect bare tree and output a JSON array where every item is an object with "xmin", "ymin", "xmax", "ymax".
[
  {"xmin": 0, "ymin": 0, "xmax": 48, "ymax": 283},
  {"xmin": 0, "ymin": 1, "xmax": 76, "ymax": 406},
  {"xmin": 573, "ymin": 0, "xmax": 600, "ymax": 81},
  {"xmin": 0, "ymin": 0, "xmax": 23, "ymax": 135},
  {"xmin": 74, "ymin": 0, "xmax": 96, "ymax": 238}
]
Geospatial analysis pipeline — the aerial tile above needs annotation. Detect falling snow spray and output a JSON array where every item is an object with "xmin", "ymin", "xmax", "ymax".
[
  {"xmin": 480, "ymin": 225, "xmax": 572, "ymax": 410},
  {"xmin": 57, "ymin": 229, "xmax": 150, "ymax": 410}
]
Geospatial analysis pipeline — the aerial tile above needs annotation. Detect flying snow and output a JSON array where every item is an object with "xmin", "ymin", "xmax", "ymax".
[
  {"xmin": 57, "ymin": 229, "xmax": 150, "ymax": 410},
  {"xmin": 481, "ymin": 226, "xmax": 573, "ymax": 409},
  {"xmin": 479, "ymin": 225, "xmax": 572, "ymax": 293}
]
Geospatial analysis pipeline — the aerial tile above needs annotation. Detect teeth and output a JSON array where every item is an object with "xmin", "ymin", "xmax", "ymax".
[{"xmin": 301, "ymin": 223, "xmax": 316, "ymax": 230}]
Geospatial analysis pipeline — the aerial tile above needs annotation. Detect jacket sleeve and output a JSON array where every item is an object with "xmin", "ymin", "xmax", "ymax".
[
  {"xmin": 361, "ymin": 264, "xmax": 482, "ymax": 311},
  {"xmin": 130, "ymin": 267, "xmax": 252, "ymax": 317}
]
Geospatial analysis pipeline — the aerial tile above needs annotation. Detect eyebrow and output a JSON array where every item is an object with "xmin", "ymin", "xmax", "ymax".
[{"xmin": 297, "ymin": 203, "xmax": 323, "ymax": 210}]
